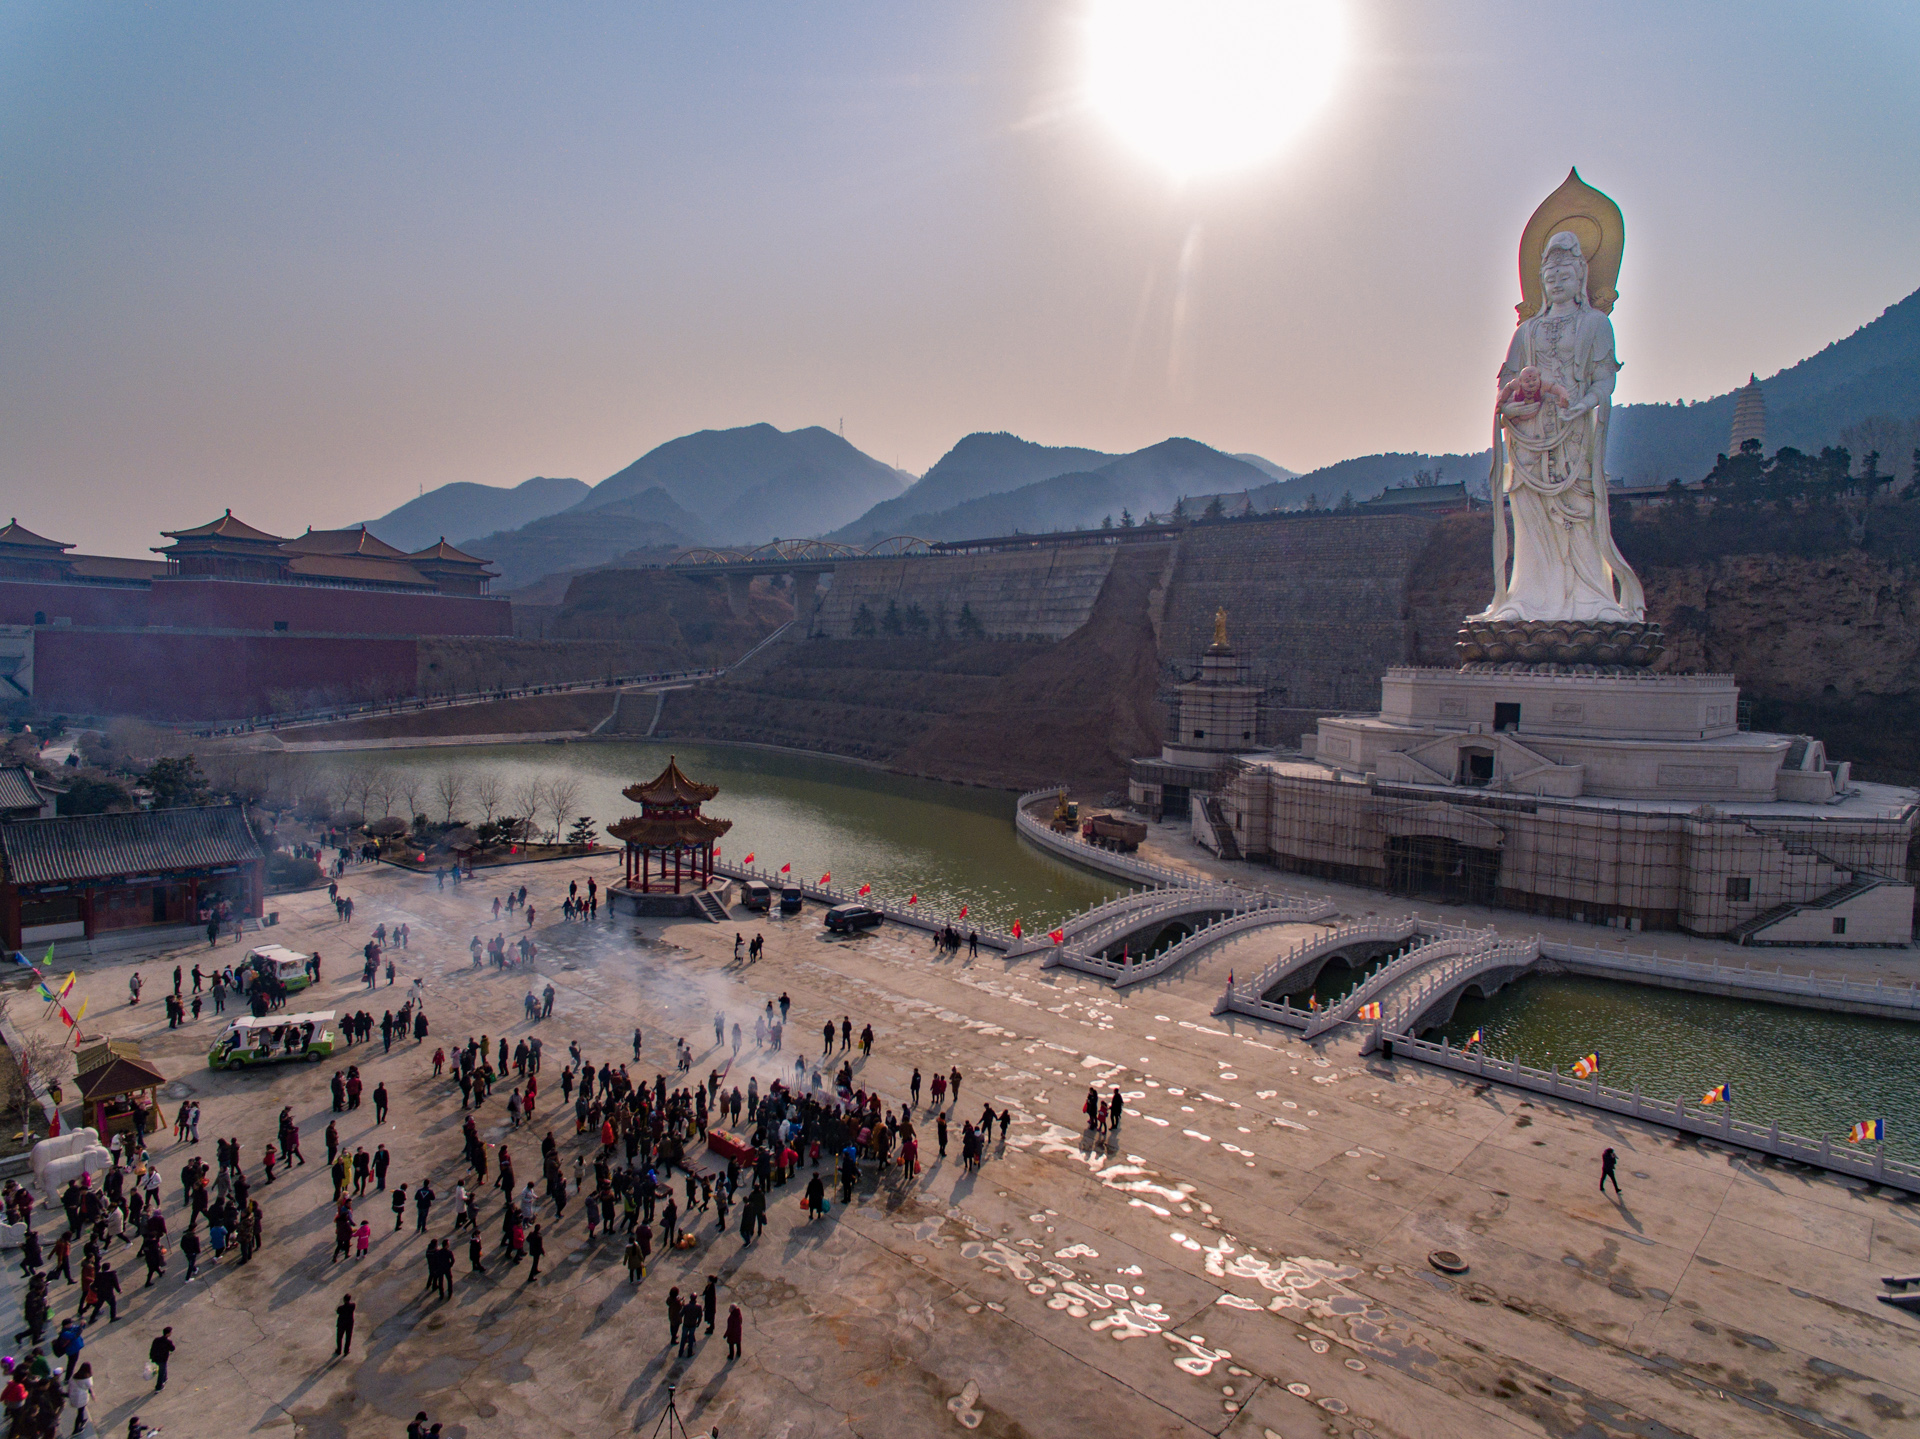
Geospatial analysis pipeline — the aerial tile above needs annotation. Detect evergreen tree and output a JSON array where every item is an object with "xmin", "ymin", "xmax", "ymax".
[
  {"xmin": 1203, "ymin": 495, "xmax": 1225, "ymax": 519},
  {"xmin": 881, "ymin": 600, "xmax": 904, "ymax": 635},
  {"xmin": 143, "ymin": 756, "xmax": 210, "ymax": 808},
  {"xmin": 956, "ymin": 603, "xmax": 985, "ymax": 639},
  {"xmin": 565, "ymin": 815, "xmax": 597, "ymax": 848},
  {"xmin": 903, "ymin": 602, "xmax": 931, "ymax": 635},
  {"xmin": 1120, "ymin": 509, "xmax": 1135, "ymax": 528},
  {"xmin": 851, "ymin": 602, "xmax": 876, "ymax": 638}
]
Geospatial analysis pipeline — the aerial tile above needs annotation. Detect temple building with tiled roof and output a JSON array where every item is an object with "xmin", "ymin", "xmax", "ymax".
[
  {"xmin": 608, "ymin": 756, "xmax": 731, "ymax": 899},
  {"xmin": 0, "ymin": 509, "xmax": 510, "ymax": 721}
]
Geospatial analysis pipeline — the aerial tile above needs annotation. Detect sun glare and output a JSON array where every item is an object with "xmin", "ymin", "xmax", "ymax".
[{"xmin": 1085, "ymin": 0, "xmax": 1348, "ymax": 180}]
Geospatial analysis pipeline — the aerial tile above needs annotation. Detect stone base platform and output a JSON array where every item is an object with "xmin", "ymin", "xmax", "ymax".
[
  {"xmin": 607, "ymin": 884, "xmax": 712, "ymax": 917},
  {"xmin": 1309, "ymin": 667, "xmax": 1845, "ymax": 804}
]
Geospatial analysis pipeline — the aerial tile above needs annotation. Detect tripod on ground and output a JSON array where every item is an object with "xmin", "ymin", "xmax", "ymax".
[{"xmin": 649, "ymin": 1385, "xmax": 716, "ymax": 1439}]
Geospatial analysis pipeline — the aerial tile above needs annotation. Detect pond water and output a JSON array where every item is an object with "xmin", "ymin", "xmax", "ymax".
[
  {"xmin": 305, "ymin": 741, "xmax": 1918, "ymax": 1160},
  {"xmin": 310, "ymin": 740, "xmax": 1120, "ymax": 932}
]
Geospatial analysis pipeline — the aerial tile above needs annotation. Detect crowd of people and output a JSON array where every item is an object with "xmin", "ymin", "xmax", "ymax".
[{"xmin": 1, "ymin": 865, "xmax": 1043, "ymax": 1437}]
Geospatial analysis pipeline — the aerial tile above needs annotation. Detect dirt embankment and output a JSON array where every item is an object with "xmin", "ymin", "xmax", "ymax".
[{"xmin": 1407, "ymin": 507, "xmax": 1920, "ymax": 782}]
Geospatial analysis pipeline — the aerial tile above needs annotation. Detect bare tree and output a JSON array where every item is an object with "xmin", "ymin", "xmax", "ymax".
[
  {"xmin": 368, "ymin": 767, "xmax": 398, "ymax": 819},
  {"xmin": 433, "ymin": 769, "xmax": 468, "ymax": 825},
  {"xmin": 544, "ymin": 777, "xmax": 583, "ymax": 845},
  {"xmin": 510, "ymin": 776, "xmax": 547, "ymax": 842},
  {"xmin": 472, "ymin": 770, "xmax": 505, "ymax": 825},
  {"xmin": 350, "ymin": 770, "xmax": 380, "ymax": 824},
  {"xmin": 0, "ymin": 1000, "xmax": 71, "ymax": 1139},
  {"xmin": 395, "ymin": 773, "xmax": 424, "ymax": 827}
]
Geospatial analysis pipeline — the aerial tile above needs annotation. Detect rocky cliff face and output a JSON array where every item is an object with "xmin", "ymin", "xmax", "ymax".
[{"xmin": 1408, "ymin": 510, "xmax": 1920, "ymax": 782}]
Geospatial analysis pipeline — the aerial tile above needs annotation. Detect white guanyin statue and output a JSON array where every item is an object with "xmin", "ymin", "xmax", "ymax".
[{"xmin": 1474, "ymin": 171, "xmax": 1646, "ymax": 633}]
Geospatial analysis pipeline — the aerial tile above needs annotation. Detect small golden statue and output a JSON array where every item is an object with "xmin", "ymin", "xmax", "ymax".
[{"xmin": 1211, "ymin": 608, "xmax": 1229, "ymax": 649}]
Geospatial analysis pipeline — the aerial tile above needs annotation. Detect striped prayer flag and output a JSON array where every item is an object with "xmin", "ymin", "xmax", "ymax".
[
  {"xmin": 1571, "ymin": 1053, "xmax": 1598, "ymax": 1079},
  {"xmin": 1848, "ymin": 1118, "xmax": 1884, "ymax": 1144},
  {"xmin": 1356, "ymin": 1002, "xmax": 1381, "ymax": 1020},
  {"xmin": 1701, "ymin": 1083, "xmax": 1729, "ymax": 1105},
  {"xmin": 1465, "ymin": 1029, "xmax": 1483, "ymax": 1048}
]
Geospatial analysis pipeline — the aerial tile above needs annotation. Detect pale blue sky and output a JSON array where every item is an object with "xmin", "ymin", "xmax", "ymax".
[{"xmin": 3, "ymin": 1, "xmax": 1916, "ymax": 553}]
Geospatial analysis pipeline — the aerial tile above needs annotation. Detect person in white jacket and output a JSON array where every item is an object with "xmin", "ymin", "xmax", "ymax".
[{"xmin": 66, "ymin": 1361, "xmax": 93, "ymax": 1433}]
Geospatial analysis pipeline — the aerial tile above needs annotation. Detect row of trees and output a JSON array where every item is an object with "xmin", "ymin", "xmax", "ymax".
[{"xmin": 849, "ymin": 600, "xmax": 987, "ymax": 640}]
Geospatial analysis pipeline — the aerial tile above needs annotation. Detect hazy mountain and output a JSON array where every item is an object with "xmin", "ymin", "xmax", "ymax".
[
  {"xmin": 832, "ymin": 432, "xmax": 1118, "ymax": 542},
  {"xmin": 360, "ymin": 476, "xmax": 588, "ymax": 553},
  {"xmin": 1265, "ymin": 452, "xmax": 1492, "ymax": 510},
  {"xmin": 462, "ymin": 486, "xmax": 702, "ymax": 590},
  {"xmin": 1230, "ymin": 453, "xmax": 1298, "ymax": 482},
  {"xmin": 1605, "ymin": 285, "xmax": 1920, "ymax": 485},
  {"xmin": 895, "ymin": 439, "xmax": 1275, "ymax": 539},
  {"xmin": 572, "ymin": 422, "xmax": 906, "ymax": 543}
]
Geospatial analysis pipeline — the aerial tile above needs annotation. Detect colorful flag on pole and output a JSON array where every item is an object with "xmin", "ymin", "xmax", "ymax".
[
  {"xmin": 857, "ymin": 884, "xmax": 871, "ymax": 897},
  {"xmin": 780, "ymin": 863, "xmax": 791, "ymax": 874},
  {"xmin": 957, "ymin": 905, "xmax": 967, "ymax": 919},
  {"xmin": 1702, "ymin": 1083, "xmax": 1730, "ymax": 1105},
  {"xmin": 819, "ymin": 873, "xmax": 831, "ymax": 885},
  {"xmin": 1011, "ymin": 920, "xmax": 1022, "ymax": 939},
  {"xmin": 1047, "ymin": 928, "xmax": 1064, "ymax": 944},
  {"xmin": 907, "ymin": 894, "xmax": 918, "ymax": 905},
  {"xmin": 1356, "ymin": 1002, "xmax": 1381, "ymax": 1020},
  {"xmin": 743, "ymin": 853, "xmax": 754, "ymax": 865},
  {"xmin": 1308, "ymin": 995, "xmax": 1320, "ymax": 1011},
  {"xmin": 1465, "ymin": 1029, "xmax": 1483, "ymax": 1048},
  {"xmin": 1571, "ymin": 1053, "xmax": 1599, "ymax": 1079},
  {"xmin": 1848, "ymin": 1118, "xmax": 1884, "ymax": 1144}
]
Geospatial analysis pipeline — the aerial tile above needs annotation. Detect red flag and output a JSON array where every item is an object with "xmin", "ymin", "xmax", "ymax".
[
  {"xmin": 819, "ymin": 873, "xmax": 831, "ymax": 885},
  {"xmin": 743, "ymin": 853, "xmax": 754, "ymax": 865},
  {"xmin": 1047, "ymin": 928, "xmax": 1065, "ymax": 944},
  {"xmin": 908, "ymin": 894, "xmax": 918, "ymax": 904},
  {"xmin": 958, "ymin": 905, "xmax": 968, "ymax": 918},
  {"xmin": 780, "ymin": 863, "xmax": 791, "ymax": 874},
  {"xmin": 858, "ymin": 884, "xmax": 871, "ymax": 897},
  {"xmin": 1012, "ymin": 920, "xmax": 1022, "ymax": 938}
]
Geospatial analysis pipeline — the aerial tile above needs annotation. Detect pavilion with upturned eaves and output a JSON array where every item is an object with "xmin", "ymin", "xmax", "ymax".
[{"xmin": 607, "ymin": 757, "xmax": 731, "ymax": 910}]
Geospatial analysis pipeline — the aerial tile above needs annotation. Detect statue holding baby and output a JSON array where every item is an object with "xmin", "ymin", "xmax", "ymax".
[{"xmin": 1457, "ymin": 169, "xmax": 1663, "ymax": 669}]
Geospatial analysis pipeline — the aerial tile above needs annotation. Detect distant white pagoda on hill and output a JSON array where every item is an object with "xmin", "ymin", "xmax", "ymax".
[{"xmin": 1729, "ymin": 374, "xmax": 1767, "ymax": 454}]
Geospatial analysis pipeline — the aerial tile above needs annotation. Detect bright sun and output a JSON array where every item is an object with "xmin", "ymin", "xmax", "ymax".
[{"xmin": 1085, "ymin": 0, "xmax": 1348, "ymax": 179}]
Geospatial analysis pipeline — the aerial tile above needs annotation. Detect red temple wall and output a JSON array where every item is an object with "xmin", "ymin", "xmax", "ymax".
[
  {"xmin": 148, "ymin": 579, "xmax": 510, "ymax": 636},
  {"xmin": 32, "ymin": 630, "xmax": 420, "ymax": 721},
  {"xmin": 0, "ymin": 579, "xmax": 150, "ymax": 628}
]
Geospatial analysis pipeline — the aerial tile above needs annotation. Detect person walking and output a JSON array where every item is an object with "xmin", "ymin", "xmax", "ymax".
[
  {"xmin": 665, "ymin": 1287, "xmax": 682, "ymax": 1350},
  {"xmin": 702, "ymin": 1275, "xmax": 717, "ymax": 1335},
  {"xmin": 334, "ymin": 1293, "xmax": 355, "ymax": 1357},
  {"xmin": 1600, "ymin": 1147, "xmax": 1622, "ymax": 1197},
  {"xmin": 526, "ymin": 1223, "xmax": 545, "ymax": 1280},
  {"xmin": 65, "ymin": 1359, "xmax": 93, "ymax": 1433},
  {"xmin": 148, "ymin": 1327, "xmax": 175, "ymax": 1391},
  {"xmin": 724, "ymin": 1303, "xmax": 743, "ymax": 1360}
]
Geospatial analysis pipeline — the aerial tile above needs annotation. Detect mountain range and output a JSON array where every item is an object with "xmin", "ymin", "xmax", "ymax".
[
  {"xmin": 362, "ymin": 475, "xmax": 588, "ymax": 553},
  {"xmin": 356, "ymin": 282, "xmax": 1917, "ymax": 592}
]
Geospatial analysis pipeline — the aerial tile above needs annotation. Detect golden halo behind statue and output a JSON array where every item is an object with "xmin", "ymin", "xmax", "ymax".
[{"xmin": 1515, "ymin": 167, "xmax": 1624, "ymax": 321}]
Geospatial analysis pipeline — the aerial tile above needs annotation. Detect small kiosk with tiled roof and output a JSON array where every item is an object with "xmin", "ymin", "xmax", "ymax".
[{"xmin": 606, "ymin": 757, "xmax": 732, "ymax": 916}]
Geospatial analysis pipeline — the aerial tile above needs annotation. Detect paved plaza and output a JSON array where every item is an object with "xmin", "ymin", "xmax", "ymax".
[{"xmin": 5, "ymin": 851, "xmax": 1916, "ymax": 1439}]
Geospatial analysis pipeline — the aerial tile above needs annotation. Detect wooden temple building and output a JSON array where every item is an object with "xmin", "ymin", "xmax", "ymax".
[{"xmin": 606, "ymin": 757, "xmax": 732, "ymax": 917}]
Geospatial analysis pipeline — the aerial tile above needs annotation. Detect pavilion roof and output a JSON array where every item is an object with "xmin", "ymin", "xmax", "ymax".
[
  {"xmin": 158, "ymin": 509, "xmax": 285, "ymax": 545},
  {"xmin": 0, "ymin": 520, "xmax": 73, "ymax": 553},
  {"xmin": 408, "ymin": 538, "xmax": 493, "ymax": 567},
  {"xmin": 74, "ymin": 1054, "xmax": 167, "ymax": 1103},
  {"xmin": 622, "ymin": 755, "xmax": 719, "ymax": 806},
  {"xmin": 607, "ymin": 812, "xmax": 732, "ymax": 848},
  {"xmin": 283, "ymin": 526, "xmax": 414, "ymax": 561}
]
